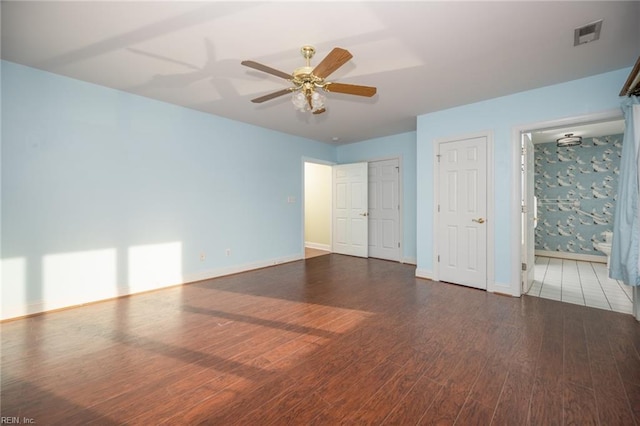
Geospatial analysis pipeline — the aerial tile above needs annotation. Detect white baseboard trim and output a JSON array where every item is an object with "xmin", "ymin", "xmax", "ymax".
[
  {"xmin": 415, "ymin": 268, "xmax": 433, "ymax": 280},
  {"xmin": 304, "ymin": 242, "xmax": 331, "ymax": 252},
  {"xmin": 489, "ymin": 281, "xmax": 517, "ymax": 297},
  {"xmin": 402, "ymin": 257, "xmax": 417, "ymax": 265},
  {"xmin": 183, "ymin": 254, "xmax": 303, "ymax": 283},
  {"xmin": 535, "ymin": 250, "xmax": 607, "ymax": 263},
  {"xmin": 2, "ymin": 253, "xmax": 304, "ymax": 321},
  {"xmin": 2, "ymin": 302, "xmax": 51, "ymax": 321},
  {"xmin": 1, "ymin": 280, "xmax": 184, "ymax": 321}
]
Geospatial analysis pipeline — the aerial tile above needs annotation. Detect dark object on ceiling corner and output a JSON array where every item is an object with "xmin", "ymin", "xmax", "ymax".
[{"xmin": 620, "ymin": 56, "xmax": 640, "ymax": 97}]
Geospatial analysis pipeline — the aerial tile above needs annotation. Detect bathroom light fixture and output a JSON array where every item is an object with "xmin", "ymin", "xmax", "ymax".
[{"xmin": 556, "ymin": 133, "xmax": 582, "ymax": 147}]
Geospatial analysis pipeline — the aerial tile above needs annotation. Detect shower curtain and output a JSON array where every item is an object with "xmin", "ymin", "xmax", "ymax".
[{"xmin": 610, "ymin": 96, "xmax": 640, "ymax": 320}]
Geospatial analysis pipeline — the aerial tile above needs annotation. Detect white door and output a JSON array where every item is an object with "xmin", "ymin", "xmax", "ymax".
[
  {"xmin": 437, "ymin": 137, "xmax": 487, "ymax": 289},
  {"xmin": 522, "ymin": 133, "xmax": 536, "ymax": 292},
  {"xmin": 333, "ymin": 162, "xmax": 368, "ymax": 257},
  {"xmin": 368, "ymin": 159, "xmax": 400, "ymax": 261}
]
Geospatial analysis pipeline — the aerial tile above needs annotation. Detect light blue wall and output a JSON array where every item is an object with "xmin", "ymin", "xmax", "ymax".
[
  {"xmin": 337, "ymin": 132, "xmax": 417, "ymax": 262},
  {"xmin": 2, "ymin": 58, "xmax": 632, "ymax": 317},
  {"xmin": 417, "ymin": 67, "xmax": 631, "ymax": 286},
  {"xmin": 1, "ymin": 60, "xmax": 335, "ymax": 318}
]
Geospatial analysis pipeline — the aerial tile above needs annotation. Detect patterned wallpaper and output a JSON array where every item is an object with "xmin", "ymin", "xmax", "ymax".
[{"xmin": 534, "ymin": 134, "xmax": 622, "ymax": 255}]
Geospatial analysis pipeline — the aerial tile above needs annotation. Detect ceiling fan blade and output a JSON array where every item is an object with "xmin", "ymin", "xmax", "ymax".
[
  {"xmin": 312, "ymin": 48, "xmax": 353, "ymax": 79},
  {"xmin": 250, "ymin": 88, "xmax": 294, "ymax": 103},
  {"xmin": 312, "ymin": 108, "xmax": 326, "ymax": 115},
  {"xmin": 324, "ymin": 82, "xmax": 377, "ymax": 97},
  {"xmin": 241, "ymin": 60, "xmax": 292, "ymax": 80}
]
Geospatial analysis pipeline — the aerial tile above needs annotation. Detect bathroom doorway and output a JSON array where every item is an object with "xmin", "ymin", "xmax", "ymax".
[{"xmin": 519, "ymin": 114, "xmax": 631, "ymax": 313}]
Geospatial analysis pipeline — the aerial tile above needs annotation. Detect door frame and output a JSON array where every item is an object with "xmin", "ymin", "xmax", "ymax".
[
  {"xmin": 367, "ymin": 156, "xmax": 404, "ymax": 262},
  {"xmin": 521, "ymin": 132, "xmax": 536, "ymax": 294},
  {"xmin": 509, "ymin": 108, "xmax": 623, "ymax": 297},
  {"xmin": 301, "ymin": 157, "xmax": 335, "ymax": 256},
  {"xmin": 302, "ymin": 156, "xmax": 405, "ymax": 262},
  {"xmin": 433, "ymin": 131, "xmax": 495, "ymax": 291}
]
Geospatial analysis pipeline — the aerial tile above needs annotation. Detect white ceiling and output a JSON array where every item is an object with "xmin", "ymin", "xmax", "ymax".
[
  {"xmin": 530, "ymin": 119, "xmax": 625, "ymax": 144},
  {"xmin": 2, "ymin": 1, "xmax": 639, "ymax": 145}
]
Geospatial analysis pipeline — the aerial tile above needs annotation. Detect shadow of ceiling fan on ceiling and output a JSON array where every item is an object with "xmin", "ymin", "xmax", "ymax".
[{"xmin": 124, "ymin": 38, "xmax": 238, "ymax": 99}]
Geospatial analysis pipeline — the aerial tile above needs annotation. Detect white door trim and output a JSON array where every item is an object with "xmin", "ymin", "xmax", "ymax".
[
  {"xmin": 509, "ymin": 108, "xmax": 622, "ymax": 297},
  {"xmin": 433, "ymin": 131, "xmax": 494, "ymax": 291},
  {"xmin": 522, "ymin": 132, "xmax": 536, "ymax": 294}
]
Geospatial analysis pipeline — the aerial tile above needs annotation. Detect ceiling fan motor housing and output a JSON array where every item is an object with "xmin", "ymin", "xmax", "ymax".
[{"xmin": 300, "ymin": 45, "xmax": 316, "ymax": 61}]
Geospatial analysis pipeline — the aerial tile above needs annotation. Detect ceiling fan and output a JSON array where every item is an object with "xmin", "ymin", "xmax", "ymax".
[{"xmin": 241, "ymin": 45, "xmax": 377, "ymax": 114}]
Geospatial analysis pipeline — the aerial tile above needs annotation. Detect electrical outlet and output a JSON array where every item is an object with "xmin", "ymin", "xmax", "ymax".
[
  {"xmin": 199, "ymin": 252, "xmax": 206, "ymax": 261},
  {"xmin": 225, "ymin": 249, "xmax": 231, "ymax": 257}
]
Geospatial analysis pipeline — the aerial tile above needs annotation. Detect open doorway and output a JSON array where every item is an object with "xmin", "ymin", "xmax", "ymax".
[
  {"xmin": 519, "ymin": 115, "xmax": 633, "ymax": 314},
  {"xmin": 303, "ymin": 158, "xmax": 404, "ymax": 262},
  {"xmin": 303, "ymin": 161, "xmax": 332, "ymax": 259}
]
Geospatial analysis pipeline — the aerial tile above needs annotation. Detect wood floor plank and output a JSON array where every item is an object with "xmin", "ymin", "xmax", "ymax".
[
  {"xmin": 467, "ymin": 357, "xmax": 508, "ymax": 409},
  {"xmin": 270, "ymin": 391, "xmax": 333, "ymax": 425},
  {"xmin": 491, "ymin": 370, "xmax": 535, "ymax": 425},
  {"xmin": 584, "ymin": 314, "xmax": 637, "ymax": 425},
  {"xmin": 321, "ymin": 358, "xmax": 402, "ymax": 419},
  {"xmin": 510, "ymin": 309, "xmax": 563, "ymax": 425},
  {"xmin": 622, "ymin": 380, "xmax": 640, "ymax": 425},
  {"xmin": 530, "ymin": 355, "xmax": 563, "ymax": 424},
  {"xmin": 345, "ymin": 375, "xmax": 419, "ymax": 424},
  {"xmin": 233, "ymin": 384, "xmax": 319, "ymax": 425},
  {"xmin": 503, "ymin": 325, "xmax": 543, "ymax": 377},
  {"xmin": 2, "ymin": 254, "xmax": 638, "ymax": 425},
  {"xmin": 563, "ymin": 381, "xmax": 598, "ymax": 426},
  {"xmin": 127, "ymin": 369, "xmax": 256, "ymax": 423},
  {"xmin": 166, "ymin": 374, "xmax": 289, "ymax": 424},
  {"xmin": 416, "ymin": 349, "xmax": 486, "ymax": 425},
  {"xmin": 422, "ymin": 348, "xmax": 465, "ymax": 385},
  {"xmin": 563, "ymin": 313, "xmax": 592, "ymax": 389},
  {"xmin": 608, "ymin": 334, "xmax": 640, "ymax": 387},
  {"xmin": 454, "ymin": 398, "xmax": 495, "ymax": 426},
  {"xmin": 382, "ymin": 376, "xmax": 443, "ymax": 425},
  {"xmin": 346, "ymin": 347, "xmax": 440, "ymax": 424},
  {"xmin": 417, "ymin": 382, "xmax": 469, "ymax": 425}
]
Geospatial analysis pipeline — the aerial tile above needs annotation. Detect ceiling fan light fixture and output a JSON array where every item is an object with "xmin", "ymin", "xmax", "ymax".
[
  {"xmin": 291, "ymin": 89, "xmax": 325, "ymax": 113},
  {"xmin": 556, "ymin": 133, "xmax": 582, "ymax": 147},
  {"xmin": 292, "ymin": 92, "xmax": 307, "ymax": 111},
  {"xmin": 311, "ymin": 90, "xmax": 325, "ymax": 110}
]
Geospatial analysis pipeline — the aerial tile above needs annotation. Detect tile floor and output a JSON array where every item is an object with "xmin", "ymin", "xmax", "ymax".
[{"xmin": 526, "ymin": 256, "xmax": 634, "ymax": 315}]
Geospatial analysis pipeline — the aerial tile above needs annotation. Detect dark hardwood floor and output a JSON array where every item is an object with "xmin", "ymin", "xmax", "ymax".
[{"xmin": 2, "ymin": 254, "xmax": 639, "ymax": 425}]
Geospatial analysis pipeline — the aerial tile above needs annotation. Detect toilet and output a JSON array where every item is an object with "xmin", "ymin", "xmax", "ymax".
[{"xmin": 595, "ymin": 231, "xmax": 613, "ymax": 268}]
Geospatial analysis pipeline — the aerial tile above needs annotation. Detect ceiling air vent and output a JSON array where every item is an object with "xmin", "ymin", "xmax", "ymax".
[{"xmin": 574, "ymin": 20, "xmax": 603, "ymax": 46}]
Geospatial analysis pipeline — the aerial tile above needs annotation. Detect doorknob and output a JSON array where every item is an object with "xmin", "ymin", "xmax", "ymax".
[
  {"xmin": 359, "ymin": 212, "xmax": 369, "ymax": 217},
  {"xmin": 472, "ymin": 218, "xmax": 485, "ymax": 224}
]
